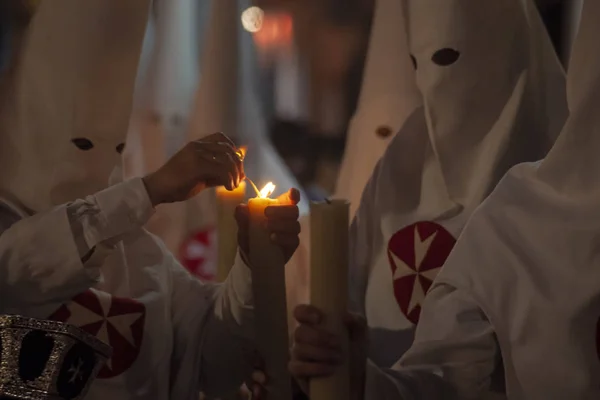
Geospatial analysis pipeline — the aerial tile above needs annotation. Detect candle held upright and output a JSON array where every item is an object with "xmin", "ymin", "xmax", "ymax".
[
  {"xmin": 215, "ymin": 181, "xmax": 246, "ymax": 282},
  {"xmin": 248, "ymin": 182, "xmax": 293, "ymax": 400},
  {"xmin": 309, "ymin": 199, "xmax": 350, "ymax": 400}
]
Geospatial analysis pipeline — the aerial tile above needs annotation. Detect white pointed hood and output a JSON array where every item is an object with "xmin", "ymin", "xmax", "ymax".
[
  {"xmin": 333, "ymin": 0, "xmax": 421, "ymax": 218},
  {"xmin": 189, "ymin": 0, "xmax": 308, "ymax": 214},
  {"xmin": 0, "ymin": 0, "xmax": 150, "ymax": 213},
  {"xmin": 403, "ymin": 0, "xmax": 567, "ymax": 210},
  {"xmin": 432, "ymin": 1, "xmax": 600, "ymax": 397}
]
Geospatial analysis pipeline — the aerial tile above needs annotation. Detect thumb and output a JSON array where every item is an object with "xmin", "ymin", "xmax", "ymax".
[{"xmin": 276, "ymin": 188, "xmax": 301, "ymax": 205}]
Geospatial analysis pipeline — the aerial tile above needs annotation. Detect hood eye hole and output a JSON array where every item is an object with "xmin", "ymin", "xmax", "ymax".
[
  {"xmin": 431, "ymin": 48, "xmax": 460, "ymax": 66},
  {"xmin": 71, "ymin": 138, "xmax": 94, "ymax": 151}
]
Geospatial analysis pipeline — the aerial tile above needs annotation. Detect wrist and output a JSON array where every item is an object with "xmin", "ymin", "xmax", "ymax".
[{"xmin": 142, "ymin": 173, "xmax": 162, "ymax": 207}]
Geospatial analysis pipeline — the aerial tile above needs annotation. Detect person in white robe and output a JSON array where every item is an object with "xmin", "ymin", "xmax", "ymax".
[
  {"xmin": 354, "ymin": 0, "xmax": 600, "ymax": 397},
  {"xmin": 0, "ymin": 2, "xmax": 301, "ymax": 399},
  {"xmin": 287, "ymin": 0, "xmax": 568, "ymax": 398}
]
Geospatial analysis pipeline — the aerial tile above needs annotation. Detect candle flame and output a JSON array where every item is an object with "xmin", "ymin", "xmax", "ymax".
[{"xmin": 259, "ymin": 182, "xmax": 275, "ymax": 198}]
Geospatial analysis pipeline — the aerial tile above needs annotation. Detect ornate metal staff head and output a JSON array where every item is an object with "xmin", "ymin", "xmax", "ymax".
[{"xmin": 0, "ymin": 315, "xmax": 111, "ymax": 400}]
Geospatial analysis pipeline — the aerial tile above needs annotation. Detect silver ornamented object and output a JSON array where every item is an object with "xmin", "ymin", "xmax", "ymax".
[{"xmin": 0, "ymin": 315, "xmax": 111, "ymax": 400}]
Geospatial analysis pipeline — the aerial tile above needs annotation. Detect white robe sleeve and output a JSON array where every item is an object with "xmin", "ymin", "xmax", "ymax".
[
  {"xmin": 168, "ymin": 250, "xmax": 255, "ymax": 398},
  {"xmin": 0, "ymin": 178, "xmax": 154, "ymax": 310},
  {"xmin": 363, "ymin": 284, "xmax": 501, "ymax": 400}
]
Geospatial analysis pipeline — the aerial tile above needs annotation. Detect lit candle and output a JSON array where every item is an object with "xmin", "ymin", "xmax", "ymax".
[
  {"xmin": 309, "ymin": 200, "xmax": 350, "ymax": 400},
  {"xmin": 248, "ymin": 182, "xmax": 293, "ymax": 400},
  {"xmin": 215, "ymin": 181, "xmax": 246, "ymax": 282}
]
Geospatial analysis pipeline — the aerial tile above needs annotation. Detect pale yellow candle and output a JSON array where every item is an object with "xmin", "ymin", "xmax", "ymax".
[
  {"xmin": 248, "ymin": 183, "xmax": 293, "ymax": 400},
  {"xmin": 215, "ymin": 181, "xmax": 246, "ymax": 282},
  {"xmin": 309, "ymin": 200, "xmax": 350, "ymax": 400}
]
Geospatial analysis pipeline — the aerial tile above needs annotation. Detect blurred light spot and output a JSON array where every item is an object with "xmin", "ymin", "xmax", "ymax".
[{"xmin": 241, "ymin": 7, "xmax": 264, "ymax": 33}]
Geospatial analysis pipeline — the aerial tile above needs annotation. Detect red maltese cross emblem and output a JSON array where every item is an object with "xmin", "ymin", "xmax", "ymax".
[
  {"xmin": 387, "ymin": 221, "xmax": 456, "ymax": 325},
  {"xmin": 179, "ymin": 227, "xmax": 217, "ymax": 281},
  {"xmin": 48, "ymin": 288, "xmax": 146, "ymax": 379}
]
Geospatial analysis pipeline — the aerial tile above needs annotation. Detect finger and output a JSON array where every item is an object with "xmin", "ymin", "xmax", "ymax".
[
  {"xmin": 294, "ymin": 304, "xmax": 323, "ymax": 325},
  {"xmin": 204, "ymin": 132, "xmax": 236, "ymax": 147},
  {"xmin": 213, "ymin": 141, "xmax": 244, "ymax": 183},
  {"xmin": 201, "ymin": 135, "xmax": 244, "ymax": 178},
  {"xmin": 221, "ymin": 171, "xmax": 236, "ymax": 191},
  {"xmin": 292, "ymin": 343, "xmax": 342, "ymax": 363},
  {"xmin": 264, "ymin": 204, "xmax": 299, "ymax": 220},
  {"xmin": 251, "ymin": 370, "xmax": 267, "ymax": 385},
  {"xmin": 194, "ymin": 139, "xmax": 237, "ymax": 157},
  {"xmin": 289, "ymin": 361, "xmax": 336, "ymax": 379},
  {"xmin": 194, "ymin": 141, "xmax": 243, "ymax": 185},
  {"xmin": 204, "ymin": 158, "xmax": 239, "ymax": 190},
  {"xmin": 295, "ymin": 324, "xmax": 340, "ymax": 349},
  {"xmin": 266, "ymin": 219, "xmax": 301, "ymax": 235},
  {"xmin": 276, "ymin": 188, "xmax": 301, "ymax": 205},
  {"xmin": 217, "ymin": 148, "xmax": 244, "ymax": 186}
]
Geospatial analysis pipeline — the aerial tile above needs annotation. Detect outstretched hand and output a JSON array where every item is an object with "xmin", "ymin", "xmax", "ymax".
[{"xmin": 143, "ymin": 132, "xmax": 245, "ymax": 206}]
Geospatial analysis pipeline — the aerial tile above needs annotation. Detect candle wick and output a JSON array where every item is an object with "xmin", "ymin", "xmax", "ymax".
[{"xmin": 246, "ymin": 178, "xmax": 261, "ymax": 197}]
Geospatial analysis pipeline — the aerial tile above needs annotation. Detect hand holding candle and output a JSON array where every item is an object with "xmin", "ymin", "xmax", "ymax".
[
  {"xmin": 235, "ymin": 184, "xmax": 300, "ymax": 400},
  {"xmin": 235, "ymin": 187, "xmax": 301, "ymax": 264}
]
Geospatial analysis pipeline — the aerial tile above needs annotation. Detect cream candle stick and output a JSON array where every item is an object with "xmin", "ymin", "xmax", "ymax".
[
  {"xmin": 215, "ymin": 181, "xmax": 246, "ymax": 282},
  {"xmin": 248, "ymin": 182, "xmax": 293, "ymax": 400},
  {"xmin": 309, "ymin": 199, "xmax": 350, "ymax": 400}
]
